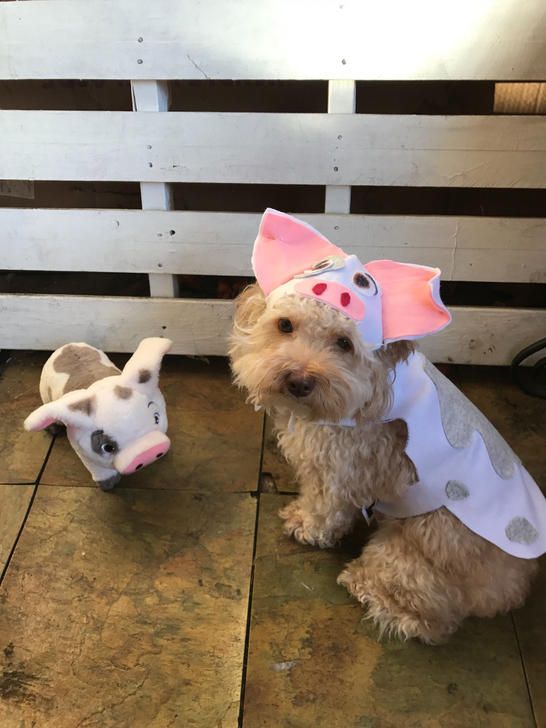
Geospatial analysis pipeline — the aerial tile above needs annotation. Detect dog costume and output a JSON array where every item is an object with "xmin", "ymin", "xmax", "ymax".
[{"xmin": 253, "ymin": 208, "xmax": 546, "ymax": 558}]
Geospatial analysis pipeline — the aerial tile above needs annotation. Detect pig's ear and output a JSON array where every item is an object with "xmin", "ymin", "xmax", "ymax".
[
  {"xmin": 365, "ymin": 260, "xmax": 452, "ymax": 343},
  {"xmin": 24, "ymin": 390, "xmax": 96, "ymax": 431},
  {"xmin": 252, "ymin": 208, "xmax": 345, "ymax": 295},
  {"xmin": 121, "ymin": 338, "xmax": 172, "ymax": 391}
]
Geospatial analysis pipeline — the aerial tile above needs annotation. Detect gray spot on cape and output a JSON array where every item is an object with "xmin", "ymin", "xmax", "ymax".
[
  {"xmin": 138, "ymin": 369, "xmax": 151, "ymax": 383},
  {"xmin": 505, "ymin": 516, "xmax": 538, "ymax": 544},
  {"xmin": 114, "ymin": 385, "xmax": 132, "ymax": 399},
  {"xmin": 54, "ymin": 345, "xmax": 120, "ymax": 394},
  {"xmin": 445, "ymin": 480, "xmax": 469, "ymax": 500},
  {"xmin": 46, "ymin": 386, "xmax": 53, "ymax": 403},
  {"xmin": 424, "ymin": 360, "xmax": 518, "ymax": 479}
]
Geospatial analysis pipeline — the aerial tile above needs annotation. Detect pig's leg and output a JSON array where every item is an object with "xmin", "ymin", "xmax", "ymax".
[{"xmin": 96, "ymin": 473, "xmax": 122, "ymax": 491}]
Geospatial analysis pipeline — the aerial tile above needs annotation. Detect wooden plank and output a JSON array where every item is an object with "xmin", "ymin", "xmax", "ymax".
[
  {"xmin": 324, "ymin": 80, "xmax": 355, "ymax": 215},
  {"xmin": 131, "ymin": 80, "xmax": 178, "ymax": 298},
  {"xmin": 1, "ymin": 209, "xmax": 544, "ymax": 282},
  {"xmin": 495, "ymin": 83, "xmax": 546, "ymax": 113},
  {"xmin": 0, "ymin": 295, "xmax": 544, "ymax": 365},
  {"xmin": 1, "ymin": 111, "xmax": 545, "ymax": 188},
  {"xmin": 0, "ymin": 0, "xmax": 544, "ymax": 80},
  {"xmin": 421, "ymin": 307, "xmax": 546, "ymax": 366},
  {"xmin": 0, "ymin": 295, "xmax": 233, "ymax": 357}
]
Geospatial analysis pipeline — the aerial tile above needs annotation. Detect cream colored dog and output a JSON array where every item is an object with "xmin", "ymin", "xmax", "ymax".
[{"xmin": 229, "ymin": 209, "xmax": 544, "ymax": 643}]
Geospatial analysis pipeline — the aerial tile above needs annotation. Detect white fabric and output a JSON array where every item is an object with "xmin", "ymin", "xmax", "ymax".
[
  {"xmin": 372, "ymin": 352, "xmax": 546, "ymax": 558},
  {"xmin": 309, "ymin": 351, "xmax": 545, "ymax": 558},
  {"xmin": 267, "ymin": 255, "xmax": 385, "ymax": 350}
]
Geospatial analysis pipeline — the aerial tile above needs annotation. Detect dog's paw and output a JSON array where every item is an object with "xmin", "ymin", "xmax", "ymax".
[
  {"xmin": 278, "ymin": 501, "xmax": 336, "ymax": 548},
  {"xmin": 337, "ymin": 563, "xmax": 454, "ymax": 645},
  {"xmin": 337, "ymin": 563, "xmax": 367, "ymax": 600}
]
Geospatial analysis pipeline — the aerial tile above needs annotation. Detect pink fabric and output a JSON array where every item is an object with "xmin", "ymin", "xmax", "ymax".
[
  {"xmin": 253, "ymin": 208, "xmax": 345, "ymax": 295},
  {"xmin": 295, "ymin": 279, "xmax": 365, "ymax": 321},
  {"xmin": 26, "ymin": 416, "xmax": 56, "ymax": 431},
  {"xmin": 366, "ymin": 260, "xmax": 451, "ymax": 341},
  {"xmin": 119, "ymin": 439, "xmax": 170, "ymax": 475}
]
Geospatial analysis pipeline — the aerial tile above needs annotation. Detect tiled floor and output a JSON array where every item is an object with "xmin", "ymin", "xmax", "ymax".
[{"xmin": 0, "ymin": 352, "xmax": 544, "ymax": 727}]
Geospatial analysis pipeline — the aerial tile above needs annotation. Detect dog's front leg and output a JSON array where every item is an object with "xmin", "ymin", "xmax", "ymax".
[{"xmin": 279, "ymin": 479, "xmax": 359, "ymax": 549}]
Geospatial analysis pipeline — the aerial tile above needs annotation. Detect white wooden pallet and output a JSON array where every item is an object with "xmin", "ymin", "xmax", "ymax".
[{"xmin": 0, "ymin": 0, "xmax": 545, "ymax": 363}]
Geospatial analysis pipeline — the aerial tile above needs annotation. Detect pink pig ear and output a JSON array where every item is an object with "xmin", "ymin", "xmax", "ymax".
[
  {"xmin": 366, "ymin": 260, "xmax": 451, "ymax": 342},
  {"xmin": 252, "ymin": 209, "xmax": 345, "ymax": 295}
]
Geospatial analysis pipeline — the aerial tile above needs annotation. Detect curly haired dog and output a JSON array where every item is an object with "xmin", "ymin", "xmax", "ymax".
[{"xmin": 229, "ymin": 209, "xmax": 545, "ymax": 644}]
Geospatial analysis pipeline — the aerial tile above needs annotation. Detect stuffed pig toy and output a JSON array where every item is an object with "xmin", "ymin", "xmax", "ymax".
[{"xmin": 24, "ymin": 337, "xmax": 172, "ymax": 490}]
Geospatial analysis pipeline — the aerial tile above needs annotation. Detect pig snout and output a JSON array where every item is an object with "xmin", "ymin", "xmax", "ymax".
[{"xmin": 114, "ymin": 431, "xmax": 171, "ymax": 476}]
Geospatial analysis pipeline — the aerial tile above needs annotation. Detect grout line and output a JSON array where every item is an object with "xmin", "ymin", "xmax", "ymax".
[
  {"xmin": 0, "ymin": 435, "xmax": 56, "ymax": 585},
  {"xmin": 237, "ymin": 413, "xmax": 267, "ymax": 728},
  {"xmin": 510, "ymin": 612, "xmax": 538, "ymax": 728}
]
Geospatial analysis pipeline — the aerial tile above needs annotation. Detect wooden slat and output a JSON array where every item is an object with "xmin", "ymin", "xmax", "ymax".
[
  {"xmin": 0, "ymin": 295, "xmax": 544, "ymax": 365},
  {"xmin": 1, "ymin": 111, "xmax": 545, "ymax": 188},
  {"xmin": 131, "ymin": 80, "xmax": 179, "ymax": 298},
  {"xmin": 324, "ymin": 80, "xmax": 355, "ymax": 215},
  {"xmin": 0, "ymin": 0, "xmax": 544, "ymax": 81},
  {"xmin": 1, "ymin": 209, "xmax": 544, "ymax": 283}
]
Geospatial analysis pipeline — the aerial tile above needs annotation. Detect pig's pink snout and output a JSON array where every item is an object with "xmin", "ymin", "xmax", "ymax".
[{"xmin": 115, "ymin": 432, "xmax": 171, "ymax": 476}]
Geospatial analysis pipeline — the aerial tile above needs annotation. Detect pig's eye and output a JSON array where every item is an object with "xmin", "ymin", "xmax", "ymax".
[
  {"xmin": 91, "ymin": 430, "xmax": 118, "ymax": 457},
  {"xmin": 353, "ymin": 272, "xmax": 378, "ymax": 296},
  {"xmin": 154, "ymin": 412, "xmax": 160, "ymax": 425}
]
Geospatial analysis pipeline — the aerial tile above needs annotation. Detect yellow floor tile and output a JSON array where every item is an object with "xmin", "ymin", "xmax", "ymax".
[
  {"xmin": 243, "ymin": 495, "xmax": 535, "ymax": 728},
  {"xmin": 0, "ymin": 352, "xmax": 52, "ymax": 484},
  {"xmin": 0, "ymin": 486, "xmax": 256, "ymax": 727},
  {"xmin": 0, "ymin": 484, "xmax": 34, "ymax": 572}
]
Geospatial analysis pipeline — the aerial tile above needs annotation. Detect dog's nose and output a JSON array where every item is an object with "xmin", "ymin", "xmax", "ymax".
[{"xmin": 285, "ymin": 373, "xmax": 316, "ymax": 398}]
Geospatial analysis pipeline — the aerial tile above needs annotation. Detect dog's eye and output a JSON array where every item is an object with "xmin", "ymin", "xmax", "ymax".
[
  {"xmin": 153, "ymin": 412, "xmax": 160, "ymax": 425},
  {"xmin": 336, "ymin": 336, "xmax": 354, "ymax": 353},
  {"xmin": 353, "ymin": 272, "xmax": 378, "ymax": 296},
  {"xmin": 101, "ymin": 442, "xmax": 117, "ymax": 455},
  {"xmin": 278, "ymin": 318, "xmax": 294, "ymax": 334}
]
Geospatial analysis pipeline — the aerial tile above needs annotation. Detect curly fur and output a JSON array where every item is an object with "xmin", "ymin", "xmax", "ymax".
[{"xmin": 230, "ymin": 284, "xmax": 538, "ymax": 644}]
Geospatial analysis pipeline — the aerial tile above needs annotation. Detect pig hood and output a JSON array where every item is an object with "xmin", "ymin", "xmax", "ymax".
[{"xmin": 252, "ymin": 209, "xmax": 451, "ymax": 350}]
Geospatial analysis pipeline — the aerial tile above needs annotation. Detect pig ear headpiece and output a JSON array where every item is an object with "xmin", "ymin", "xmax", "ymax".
[{"xmin": 252, "ymin": 208, "xmax": 451, "ymax": 349}]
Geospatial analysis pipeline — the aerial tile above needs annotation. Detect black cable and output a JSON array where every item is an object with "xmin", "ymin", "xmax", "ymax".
[{"xmin": 511, "ymin": 337, "xmax": 546, "ymax": 399}]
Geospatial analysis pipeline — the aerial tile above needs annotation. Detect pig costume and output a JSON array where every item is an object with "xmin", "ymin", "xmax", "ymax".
[
  {"xmin": 24, "ymin": 338, "xmax": 172, "ymax": 490},
  {"xmin": 253, "ymin": 209, "xmax": 546, "ymax": 559}
]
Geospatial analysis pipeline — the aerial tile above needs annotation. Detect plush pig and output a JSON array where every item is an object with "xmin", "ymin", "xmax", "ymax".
[{"xmin": 24, "ymin": 338, "xmax": 172, "ymax": 490}]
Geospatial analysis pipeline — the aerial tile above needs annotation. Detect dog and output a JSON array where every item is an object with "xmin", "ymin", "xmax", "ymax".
[{"xmin": 229, "ymin": 208, "xmax": 545, "ymax": 644}]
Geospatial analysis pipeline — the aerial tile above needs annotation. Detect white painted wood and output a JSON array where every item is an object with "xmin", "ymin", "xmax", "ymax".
[
  {"xmin": 0, "ymin": 296, "xmax": 232, "ymax": 357},
  {"xmin": 131, "ymin": 80, "xmax": 178, "ymax": 298},
  {"xmin": 2, "ymin": 209, "xmax": 545, "ymax": 282},
  {"xmin": 325, "ymin": 81, "xmax": 355, "ymax": 215},
  {"xmin": 0, "ymin": 295, "xmax": 544, "ymax": 365},
  {"xmin": 419, "ymin": 307, "xmax": 546, "ymax": 366},
  {"xmin": 1, "ymin": 0, "xmax": 544, "ymax": 81},
  {"xmin": 2, "ymin": 111, "xmax": 545, "ymax": 188}
]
